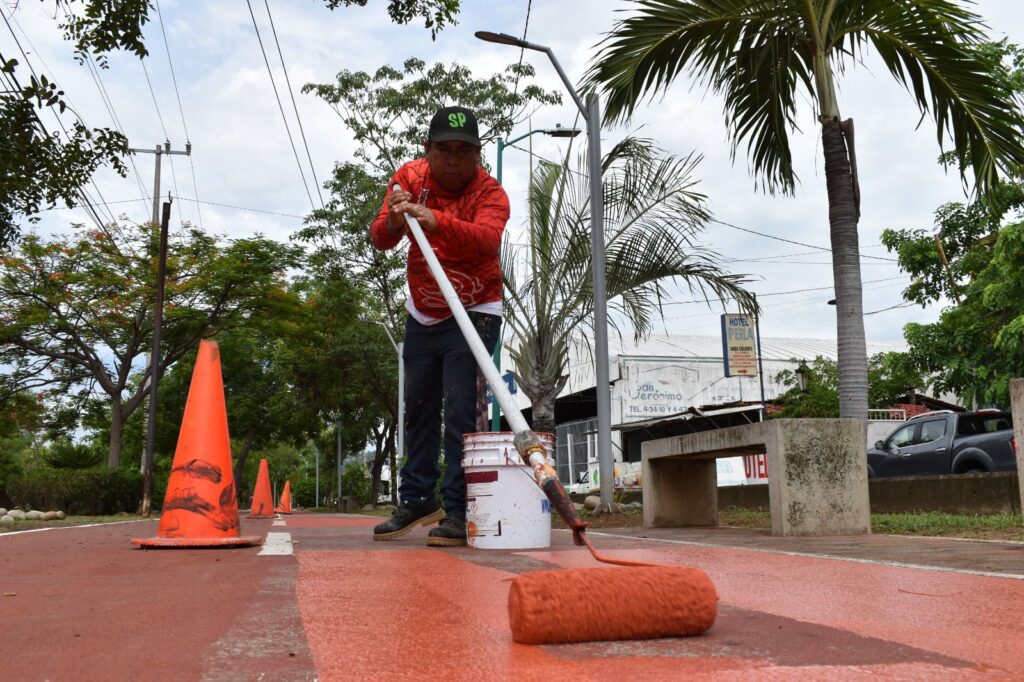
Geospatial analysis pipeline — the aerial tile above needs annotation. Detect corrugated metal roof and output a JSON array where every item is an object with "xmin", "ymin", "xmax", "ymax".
[{"xmin": 609, "ymin": 334, "xmax": 905, "ymax": 362}]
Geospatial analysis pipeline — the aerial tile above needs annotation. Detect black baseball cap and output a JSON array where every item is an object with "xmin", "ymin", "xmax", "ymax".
[{"xmin": 428, "ymin": 106, "xmax": 481, "ymax": 146}]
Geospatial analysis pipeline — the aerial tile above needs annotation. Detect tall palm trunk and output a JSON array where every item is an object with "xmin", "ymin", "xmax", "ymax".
[{"xmin": 821, "ymin": 118, "xmax": 868, "ymax": 420}]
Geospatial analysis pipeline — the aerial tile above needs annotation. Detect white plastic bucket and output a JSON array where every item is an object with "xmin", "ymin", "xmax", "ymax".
[{"xmin": 462, "ymin": 432, "xmax": 553, "ymax": 550}]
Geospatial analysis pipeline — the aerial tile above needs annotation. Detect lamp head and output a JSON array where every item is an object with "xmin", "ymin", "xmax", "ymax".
[
  {"xmin": 475, "ymin": 31, "xmax": 529, "ymax": 48},
  {"xmin": 543, "ymin": 125, "xmax": 582, "ymax": 138}
]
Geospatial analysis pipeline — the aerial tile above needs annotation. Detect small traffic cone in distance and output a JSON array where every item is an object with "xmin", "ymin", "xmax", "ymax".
[
  {"xmin": 275, "ymin": 480, "xmax": 292, "ymax": 514},
  {"xmin": 133, "ymin": 340, "xmax": 261, "ymax": 548},
  {"xmin": 249, "ymin": 459, "xmax": 274, "ymax": 518}
]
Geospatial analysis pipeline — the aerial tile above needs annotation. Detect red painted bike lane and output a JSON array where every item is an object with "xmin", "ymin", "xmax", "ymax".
[
  {"xmin": 0, "ymin": 518, "xmax": 314, "ymax": 681},
  {"xmin": 4, "ymin": 514, "xmax": 1024, "ymax": 680},
  {"xmin": 292, "ymin": 516, "xmax": 1024, "ymax": 680}
]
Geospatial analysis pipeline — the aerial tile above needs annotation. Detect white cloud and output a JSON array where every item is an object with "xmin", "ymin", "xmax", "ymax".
[{"xmin": 5, "ymin": 0, "xmax": 1021, "ymax": 345}]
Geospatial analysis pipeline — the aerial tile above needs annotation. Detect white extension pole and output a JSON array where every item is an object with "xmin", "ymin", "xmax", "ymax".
[{"xmin": 394, "ymin": 185, "xmax": 540, "ymax": 463}]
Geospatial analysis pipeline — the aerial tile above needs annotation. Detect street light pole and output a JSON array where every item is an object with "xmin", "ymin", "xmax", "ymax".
[
  {"xmin": 360, "ymin": 318, "xmax": 405, "ymax": 500},
  {"xmin": 491, "ymin": 124, "xmax": 580, "ymax": 432},
  {"xmin": 475, "ymin": 31, "xmax": 615, "ymax": 511}
]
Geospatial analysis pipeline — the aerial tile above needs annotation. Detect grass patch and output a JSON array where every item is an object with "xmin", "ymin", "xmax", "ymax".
[
  {"xmin": 0, "ymin": 514, "xmax": 147, "ymax": 534},
  {"xmin": 872, "ymin": 511, "xmax": 1024, "ymax": 541},
  {"xmin": 719, "ymin": 506, "xmax": 1024, "ymax": 540}
]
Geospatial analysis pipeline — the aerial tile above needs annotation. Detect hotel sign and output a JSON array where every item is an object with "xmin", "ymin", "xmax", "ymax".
[{"xmin": 721, "ymin": 314, "xmax": 757, "ymax": 377}]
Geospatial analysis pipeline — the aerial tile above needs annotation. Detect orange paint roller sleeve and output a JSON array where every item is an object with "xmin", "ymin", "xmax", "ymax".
[{"xmin": 507, "ymin": 565, "xmax": 718, "ymax": 645}]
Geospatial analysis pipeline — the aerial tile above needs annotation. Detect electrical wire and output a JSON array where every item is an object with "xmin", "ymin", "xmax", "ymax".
[
  {"xmin": 37, "ymin": 195, "xmax": 307, "ymax": 219},
  {"xmin": 8, "ymin": 9, "xmax": 150, "ymax": 217},
  {"xmin": 502, "ymin": 0, "xmax": 533, "ymax": 131},
  {"xmin": 711, "ymin": 218, "xmax": 898, "ymax": 262},
  {"xmin": 154, "ymin": 0, "xmax": 204, "ymax": 231},
  {"xmin": 263, "ymin": 0, "xmax": 323, "ymax": 207},
  {"xmin": 245, "ymin": 0, "xmax": 317, "ymax": 211},
  {"xmin": 0, "ymin": 15, "xmax": 120, "ymax": 240},
  {"xmin": 140, "ymin": 56, "xmax": 183, "ymax": 217}
]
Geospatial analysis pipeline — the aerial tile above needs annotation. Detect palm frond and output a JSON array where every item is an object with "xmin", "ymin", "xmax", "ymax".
[
  {"xmin": 830, "ymin": 0, "xmax": 1024, "ymax": 193},
  {"xmin": 503, "ymin": 136, "xmax": 756, "ymax": 410},
  {"xmin": 585, "ymin": 0, "xmax": 809, "ymax": 194}
]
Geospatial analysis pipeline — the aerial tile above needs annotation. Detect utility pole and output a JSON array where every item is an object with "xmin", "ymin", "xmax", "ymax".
[
  {"xmin": 141, "ymin": 198, "xmax": 172, "ymax": 516},
  {"xmin": 129, "ymin": 141, "xmax": 192, "ymax": 225},
  {"xmin": 130, "ymin": 141, "xmax": 191, "ymax": 475},
  {"xmin": 336, "ymin": 419, "xmax": 343, "ymax": 512}
]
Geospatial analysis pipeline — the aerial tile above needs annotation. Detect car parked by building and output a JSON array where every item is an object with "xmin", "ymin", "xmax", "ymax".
[{"xmin": 867, "ymin": 410, "xmax": 1016, "ymax": 478}]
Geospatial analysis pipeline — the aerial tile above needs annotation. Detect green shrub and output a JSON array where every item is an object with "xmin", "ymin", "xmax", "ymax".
[
  {"xmin": 342, "ymin": 462, "xmax": 372, "ymax": 507},
  {"xmin": 44, "ymin": 441, "xmax": 104, "ymax": 469},
  {"xmin": 7, "ymin": 467, "xmax": 142, "ymax": 514},
  {"xmin": 292, "ymin": 478, "xmax": 317, "ymax": 508}
]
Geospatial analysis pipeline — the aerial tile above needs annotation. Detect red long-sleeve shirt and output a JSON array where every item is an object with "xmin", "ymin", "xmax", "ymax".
[{"xmin": 370, "ymin": 158, "xmax": 510, "ymax": 319}]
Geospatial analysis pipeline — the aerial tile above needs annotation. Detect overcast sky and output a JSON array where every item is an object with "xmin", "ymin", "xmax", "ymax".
[{"xmin": 5, "ymin": 0, "xmax": 1022, "ymax": 345}]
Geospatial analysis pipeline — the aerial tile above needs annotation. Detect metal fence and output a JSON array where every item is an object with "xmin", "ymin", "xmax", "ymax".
[{"xmin": 555, "ymin": 417, "xmax": 597, "ymax": 486}]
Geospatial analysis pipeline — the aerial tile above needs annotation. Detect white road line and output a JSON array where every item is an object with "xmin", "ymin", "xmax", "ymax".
[
  {"xmin": 272, "ymin": 519, "xmax": 286, "ymax": 527},
  {"xmin": 258, "ymin": 531, "xmax": 294, "ymax": 556},
  {"xmin": 566, "ymin": 530, "xmax": 1024, "ymax": 581},
  {"xmin": 0, "ymin": 519, "xmax": 151, "ymax": 537}
]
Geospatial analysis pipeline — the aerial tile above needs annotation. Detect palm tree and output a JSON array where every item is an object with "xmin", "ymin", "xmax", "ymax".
[
  {"xmin": 585, "ymin": 0, "xmax": 1024, "ymax": 420},
  {"xmin": 504, "ymin": 137, "xmax": 755, "ymax": 433}
]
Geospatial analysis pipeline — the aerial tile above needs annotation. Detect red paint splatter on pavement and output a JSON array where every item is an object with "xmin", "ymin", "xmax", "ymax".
[{"xmin": 295, "ymin": 549, "xmax": 752, "ymax": 680}]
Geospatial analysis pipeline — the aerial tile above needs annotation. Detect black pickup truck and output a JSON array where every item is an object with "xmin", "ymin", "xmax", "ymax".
[{"xmin": 867, "ymin": 410, "xmax": 1017, "ymax": 478}]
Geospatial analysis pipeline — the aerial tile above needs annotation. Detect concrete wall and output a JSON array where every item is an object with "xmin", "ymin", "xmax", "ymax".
[{"xmin": 716, "ymin": 472, "xmax": 1022, "ymax": 515}]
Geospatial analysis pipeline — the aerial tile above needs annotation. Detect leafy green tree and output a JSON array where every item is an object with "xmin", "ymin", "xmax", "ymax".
[
  {"xmin": 1, "ymin": 1, "xmax": 460, "ymax": 248},
  {"xmin": 297, "ymin": 58, "xmax": 561, "ymax": 498},
  {"xmin": 149, "ymin": 320, "xmax": 320, "ymax": 499},
  {"xmin": 585, "ymin": 0, "xmax": 1024, "ymax": 421},
  {"xmin": 0, "ymin": 222, "xmax": 302, "ymax": 467},
  {"xmin": 898, "ymin": 220, "xmax": 1024, "ymax": 408},
  {"xmin": 506, "ymin": 138, "xmax": 755, "ymax": 433},
  {"xmin": 0, "ymin": 60, "xmax": 128, "ymax": 249},
  {"xmin": 299, "ymin": 58, "xmax": 562, "ymax": 322},
  {"xmin": 879, "ymin": 41, "xmax": 1024, "ymax": 410},
  {"xmin": 775, "ymin": 353, "xmax": 926, "ymax": 418}
]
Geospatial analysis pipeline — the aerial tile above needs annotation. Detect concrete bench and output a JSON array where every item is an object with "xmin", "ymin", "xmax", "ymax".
[{"xmin": 641, "ymin": 418, "xmax": 870, "ymax": 536}]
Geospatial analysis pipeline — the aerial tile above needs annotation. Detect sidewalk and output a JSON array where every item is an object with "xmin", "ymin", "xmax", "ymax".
[{"xmin": 3, "ymin": 513, "xmax": 1023, "ymax": 680}]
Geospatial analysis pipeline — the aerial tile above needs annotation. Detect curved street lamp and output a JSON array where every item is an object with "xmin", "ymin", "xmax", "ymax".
[
  {"xmin": 490, "ymin": 124, "xmax": 581, "ymax": 432},
  {"xmin": 476, "ymin": 30, "xmax": 616, "ymax": 511}
]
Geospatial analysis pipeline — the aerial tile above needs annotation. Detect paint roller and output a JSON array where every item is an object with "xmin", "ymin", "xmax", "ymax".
[{"xmin": 393, "ymin": 184, "xmax": 717, "ymax": 644}]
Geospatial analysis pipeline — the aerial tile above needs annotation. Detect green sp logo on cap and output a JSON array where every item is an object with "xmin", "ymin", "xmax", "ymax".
[{"xmin": 448, "ymin": 112, "xmax": 468, "ymax": 128}]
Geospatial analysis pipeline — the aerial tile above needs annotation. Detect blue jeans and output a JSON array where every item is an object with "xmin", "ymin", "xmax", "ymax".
[{"xmin": 399, "ymin": 311, "xmax": 501, "ymax": 518}]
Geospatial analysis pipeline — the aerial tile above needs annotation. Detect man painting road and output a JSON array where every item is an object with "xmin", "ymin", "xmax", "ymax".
[{"xmin": 369, "ymin": 106, "xmax": 510, "ymax": 546}]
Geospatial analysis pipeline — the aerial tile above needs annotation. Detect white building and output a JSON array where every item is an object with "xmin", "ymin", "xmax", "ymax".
[{"xmin": 498, "ymin": 333, "xmax": 906, "ymax": 488}]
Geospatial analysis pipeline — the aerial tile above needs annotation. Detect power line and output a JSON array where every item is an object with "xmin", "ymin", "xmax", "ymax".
[
  {"xmin": 140, "ymin": 56, "xmax": 183, "ymax": 216},
  {"xmin": 176, "ymin": 196, "xmax": 306, "ymax": 218},
  {"xmin": 245, "ymin": 0, "xmax": 317, "ymax": 210},
  {"xmin": 263, "ymin": 0, "xmax": 323, "ymax": 207},
  {"xmin": 711, "ymin": 218, "xmax": 898, "ymax": 262},
  {"xmin": 502, "ymin": 0, "xmax": 533, "ymax": 130},
  {"xmin": 0, "ymin": 15, "xmax": 120, "ymax": 237},
  {"xmin": 9, "ymin": 8, "xmax": 150, "ymax": 217},
  {"xmin": 154, "ymin": 0, "xmax": 204, "ymax": 231},
  {"xmin": 658, "ymin": 275, "xmax": 909, "ymax": 307},
  {"xmin": 37, "ymin": 195, "xmax": 307, "ymax": 219},
  {"xmin": 140, "ymin": 59, "xmax": 169, "ymax": 140}
]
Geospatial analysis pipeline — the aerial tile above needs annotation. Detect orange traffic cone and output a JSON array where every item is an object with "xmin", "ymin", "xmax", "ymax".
[
  {"xmin": 249, "ymin": 459, "xmax": 274, "ymax": 518},
  {"xmin": 132, "ymin": 340, "xmax": 261, "ymax": 548},
  {"xmin": 274, "ymin": 480, "xmax": 292, "ymax": 514}
]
